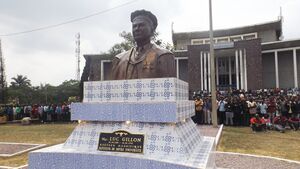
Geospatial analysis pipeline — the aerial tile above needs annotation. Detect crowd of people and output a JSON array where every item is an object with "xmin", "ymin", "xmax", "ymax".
[
  {"xmin": 192, "ymin": 88, "xmax": 300, "ymax": 133},
  {"xmin": 0, "ymin": 104, "xmax": 71, "ymax": 123}
]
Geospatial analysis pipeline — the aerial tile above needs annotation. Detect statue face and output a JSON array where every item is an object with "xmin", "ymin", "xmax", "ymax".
[{"xmin": 132, "ymin": 16, "xmax": 153, "ymax": 44}]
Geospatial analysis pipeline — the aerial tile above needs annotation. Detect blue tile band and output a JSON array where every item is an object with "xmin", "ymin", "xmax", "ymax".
[{"xmin": 71, "ymin": 101, "xmax": 195, "ymax": 122}]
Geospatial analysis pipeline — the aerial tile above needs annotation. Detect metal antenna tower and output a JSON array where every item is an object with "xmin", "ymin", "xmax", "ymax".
[
  {"xmin": 0, "ymin": 39, "xmax": 6, "ymax": 103},
  {"xmin": 75, "ymin": 33, "xmax": 81, "ymax": 81}
]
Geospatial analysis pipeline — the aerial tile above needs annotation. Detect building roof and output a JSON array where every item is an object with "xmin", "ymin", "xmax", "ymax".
[
  {"xmin": 172, "ymin": 19, "xmax": 282, "ymax": 43},
  {"xmin": 83, "ymin": 54, "xmax": 112, "ymax": 60},
  {"xmin": 262, "ymin": 38, "xmax": 300, "ymax": 51}
]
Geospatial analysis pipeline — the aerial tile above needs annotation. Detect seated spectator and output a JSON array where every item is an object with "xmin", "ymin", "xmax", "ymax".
[
  {"xmin": 288, "ymin": 114, "xmax": 299, "ymax": 131},
  {"xmin": 273, "ymin": 113, "xmax": 287, "ymax": 133},
  {"xmin": 250, "ymin": 114, "xmax": 266, "ymax": 132},
  {"xmin": 261, "ymin": 114, "xmax": 272, "ymax": 130}
]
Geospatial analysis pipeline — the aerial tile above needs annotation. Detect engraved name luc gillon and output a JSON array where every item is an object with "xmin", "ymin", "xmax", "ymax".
[{"xmin": 98, "ymin": 130, "xmax": 144, "ymax": 154}]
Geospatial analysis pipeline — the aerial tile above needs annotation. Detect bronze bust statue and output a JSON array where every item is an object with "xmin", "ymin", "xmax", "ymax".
[{"xmin": 110, "ymin": 9, "xmax": 176, "ymax": 80}]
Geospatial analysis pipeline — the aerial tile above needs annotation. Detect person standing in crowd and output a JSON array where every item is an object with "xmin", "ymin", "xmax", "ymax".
[
  {"xmin": 204, "ymin": 97, "xmax": 212, "ymax": 124},
  {"xmin": 293, "ymin": 96, "xmax": 300, "ymax": 118},
  {"xmin": 267, "ymin": 97, "xmax": 277, "ymax": 123},
  {"xmin": 232, "ymin": 97, "xmax": 242, "ymax": 126},
  {"xmin": 258, "ymin": 99, "xmax": 268, "ymax": 117},
  {"xmin": 31, "ymin": 105, "xmax": 39, "ymax": 119},
  {"xmin": 38, "ymin": 105, "xmax": 44, "ymax": 122},
  {"xmin": 239, "ymin": 94, "xmax": 249, "ymax": 126},
  {"xmin": 278, "ymin": 98, "xmax": 288, "ymax": 117},
  {"xmin": 194, "ymin": 96, "xmax": 204, "ymax": 125},
  {"xmin": 225, "ymin": 98, "xmax": 234, "ymax": 126},
  {"xmin": 48, "ymin": 104, "xmax": 54, "ymax": 122},
  {"xmin": 7, "ymin": 106, "xmax": 13, "ymax": 121},
  {"xmin": 218, "ymin": 97, "xmax": 226, "ymax": 125},
  {"xmin": 55, "ymin": 104, "xmax": 62, "ymax": 121},
  {"xmin": 247, "ymin": 98, "xmax": 257, "ymax": 116},
  {"xmin": 62, "ymin": 104, "xmax": 70, "ymax": 121},
  {"xmin": 13, "ymin": 106, "xmax": 16, "ymax": 121},
  {"xmin": 15, "ymin": 105, "xmax": 21, "ymax": 120}
]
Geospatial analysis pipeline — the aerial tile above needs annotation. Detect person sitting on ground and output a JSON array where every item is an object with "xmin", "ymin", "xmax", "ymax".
[
  {"xmin": 261, "ymin": 114, "xmax": 272, "ymax": 130},
  {"xmin": 287, "ymin": 114, "xmax": 299, "ymax": 131},
  {"xmin": 250, "ymin": 114, "xmax": 266, "ymax": 132},
  {"xmin": 273, "ymin": 113, "xmax": 287, "ymax": 133}
]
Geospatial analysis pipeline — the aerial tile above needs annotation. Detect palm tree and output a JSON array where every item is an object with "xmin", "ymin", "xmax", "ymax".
[{"xmin": 10, "ymin": 75, "xmax": 31, "ymax": 87}]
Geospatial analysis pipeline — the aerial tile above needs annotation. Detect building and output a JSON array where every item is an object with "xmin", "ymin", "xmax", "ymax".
[{"xmin": 82, "ymin": 18, "xmax": 300, "ymax": 94}]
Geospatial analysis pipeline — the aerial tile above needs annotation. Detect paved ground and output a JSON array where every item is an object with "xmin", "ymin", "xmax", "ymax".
[
  {"xmin": 0, "ymin": 144, "xmax": 36, "ymax": 156},
  {"xmin": 215, "ymin": 152, "xmax": 300, "ymax": 169},
  {"xmin": 197, "ymin": 125, "xmax": 220, "ymax": 137},
  {"xmin": 198, "ymin": 124, "xmax": 300, "ymax": 169}
]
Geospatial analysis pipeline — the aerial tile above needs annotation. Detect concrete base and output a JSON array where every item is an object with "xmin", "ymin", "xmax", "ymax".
[
  {"xmin": 29, "ymin": 120, "xmax": 215, "ymax": 169},
  {"xmin": 29, "ymin": 136, "xmax": 215, "ymax": 169}
]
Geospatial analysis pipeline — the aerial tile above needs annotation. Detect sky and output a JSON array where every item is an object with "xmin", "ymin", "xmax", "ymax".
[{"xmin": 0, "ymin": 0, "xmax": 299, "ymax": 86}]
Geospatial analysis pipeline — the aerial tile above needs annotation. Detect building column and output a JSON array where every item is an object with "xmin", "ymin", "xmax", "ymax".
[
  {"xmin": 239, "ymin": 50, "xmax": 244, "ymax": 89},
  {"xmin": 275, "ymin": 51, "xmax": 279, "ymax": 88},
  {"xmin": 216, "ymin": 57, "xmax": 219, "ymax": 87},
  {"xmin": 204, "ymin": 52, "xmax": 207, "ymax": 90},
  {"xmin": 228, "ymin": 56, "xmax": 232, "ymax": 86},
  {"xmin": 243, "ymin": 49, "xmax": 248, "ymax": 91},
  {"xmin": 200, "ymin": 52, "xmax": 203, "ymax": 90},
  {"xmin": 235, "ymin": 50, "xmax": 240, "ymax": 89},
  {"xmin": 293, "ymin": 49, "xmax": 298, "ymax": 88},
  {"xmin": 208, "ymin": 53, "xmax": 211, "ymax": 92}
]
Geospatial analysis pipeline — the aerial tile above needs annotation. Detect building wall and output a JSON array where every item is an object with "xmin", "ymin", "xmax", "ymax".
[
  {"xmin": 278, "ymin": 51, "xmax": 294, "ymax": 88},
  {"xmin": 187, "ymin": 45, "xmax": 210, "ymax": 93},
  {"xmin": 103, "ymin": 62, "xmax": 112, "ymax": 80},
  {"xmin": 176, "ymin": 39, "xmax": 190, "ymax": 50},
  {"xmin": 82, "ymin": 54, "xmax": 112, "ymax": 81},
  {"xmin": 258, "ymin": 30, "xmax": 277, "ymax": 43},
  {"xmin": 235, "ymin": 39, "xmax": 263, "ymax": 90},
  {"xmin": 262, "ymin": 52, "xmax": 276, "ymax": 88},
  {"xmin": 178, "ymin": 59, "xmax": 188, "ymax": 82}
]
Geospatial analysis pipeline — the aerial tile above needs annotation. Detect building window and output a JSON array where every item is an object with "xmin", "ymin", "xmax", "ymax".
[
  {"xmin": 243, "ymin": 34, "xmax": 256, "ymax": 40},
  {"xmin": 216, "ymin": 37, "xmax": 229, "ymax": 43},
  {"xmin": 230, "ymin": 36, "xmax": 242, "ymax": 42},
  {"xmin": 101, "ymin": 60, "xmax": 112, "ymax": 81},
  {"xmin": 191, "ymin": 39, "xmax": 204, "ymax": 45}
]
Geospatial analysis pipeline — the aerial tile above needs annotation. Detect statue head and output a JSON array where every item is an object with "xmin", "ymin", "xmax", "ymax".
[{"xmin": 131, "ymin": 9, "xmax": 157, "ymax": 45}]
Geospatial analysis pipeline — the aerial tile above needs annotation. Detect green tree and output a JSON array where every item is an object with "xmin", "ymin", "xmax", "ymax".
[
  {"xmin": 108, "ymin": 31, "xmax": 135, "ymax": 57},
  {"xmin": 56, "ymin": 80, "xmax": 80, "ymax": 103},
  {"xmin": 10, "ymin": 75, "xmax": 31, "ymax": 87},
  {"xmin": 6, "ymin": 76, "xmax": 80, "ymax": 105}
]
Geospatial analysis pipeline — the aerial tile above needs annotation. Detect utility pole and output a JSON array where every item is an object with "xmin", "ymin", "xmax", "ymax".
[
  {"xmin": 75, "ymin": 33, "xmax": 81, "ymax": 81},
  {"xmin": 209, "ymin": 0, "xmax": 218, "ymax": 127}
]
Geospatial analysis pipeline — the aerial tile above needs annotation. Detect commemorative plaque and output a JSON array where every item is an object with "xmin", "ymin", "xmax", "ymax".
[{"xmin": 98, "ymin": 130, "xmax": 144, "ymax": 154}]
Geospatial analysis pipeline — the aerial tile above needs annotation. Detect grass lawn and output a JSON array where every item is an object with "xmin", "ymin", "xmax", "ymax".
[
  {"xmin": 0, "ymin": 123, "xmax": 77, "ymax": 167},
  {"xmin": 217, "ymin": 126, "xmax": 300, "ymax": 161}
]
